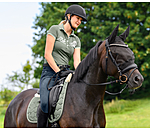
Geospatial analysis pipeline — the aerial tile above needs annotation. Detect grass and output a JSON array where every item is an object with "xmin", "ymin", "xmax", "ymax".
[
  {"xmin": 104, "ymin": 98, "xmax": 142, "ymax": 114},
  {"xmin": 0, "ymin": 98, "xmax": 150, "ymax": 128},
  {"xmin": 105, "ymin": 98, "xmax": 150, "ymax": 128},
  {"xmin": 0, "ymin": 106, "xmax": 7, "ymax": 128},
  {"xmin": 0, "ymin": 115, "xmax": 4, "ymax": 128}
]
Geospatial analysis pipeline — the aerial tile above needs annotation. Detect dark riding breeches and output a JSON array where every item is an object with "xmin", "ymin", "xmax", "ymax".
[{"xmin": 40, "ymin": 65, "xmax": 60, "ymax": 113}]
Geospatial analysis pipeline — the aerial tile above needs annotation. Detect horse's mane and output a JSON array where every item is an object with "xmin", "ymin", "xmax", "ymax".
[{"xmin": 74, "ymin": 40, "xmax": 103, "ymax": 81}]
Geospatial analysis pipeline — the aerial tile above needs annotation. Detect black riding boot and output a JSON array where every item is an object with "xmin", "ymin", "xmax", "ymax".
[{"xmin": 37, "ymin": 105, "xmax": 49, "ymax": 128}]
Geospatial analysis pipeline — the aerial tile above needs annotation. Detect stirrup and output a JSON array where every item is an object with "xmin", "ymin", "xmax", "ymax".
[{"xmin": 51, "ymin": 122, "xmax": 59, "ymax": 128}]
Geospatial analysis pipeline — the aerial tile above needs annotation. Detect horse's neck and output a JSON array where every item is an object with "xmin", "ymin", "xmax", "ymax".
[
  {"xmin": 67, "ymin": 43, "xmax": 107, "ymax": 109},
  {"xmin": 84, "ymin": 59, "xmax": 107, "ymax": 105},
  {"xmin": 85, "ymin": 59, "xmax": 107, "ymax": 84}
]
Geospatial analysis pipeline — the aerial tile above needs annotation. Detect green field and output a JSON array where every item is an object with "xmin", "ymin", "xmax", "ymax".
[
  {"xmin": 105, "ymin": 99, "xmax": 150, "ymax": 128},
  {"xmin": 0, "ymin": 105, "xmax": 7, "ymax": 128},
  {"xmin": 0, "ymin": 115, "xmax": 4, "ymax": 128},
  {"xmin": 0, "ymin": 99, "xmax": 150, "ymax": 128}
]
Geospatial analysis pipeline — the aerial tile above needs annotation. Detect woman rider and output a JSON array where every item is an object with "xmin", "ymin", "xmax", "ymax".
[{"xmin": 37, "ymin": 4, "xmax": 87, "ymax": 127}]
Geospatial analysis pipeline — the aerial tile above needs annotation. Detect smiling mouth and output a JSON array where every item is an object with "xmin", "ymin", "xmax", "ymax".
[{"xmin": 75, "ymin": 22, "xmax": 80, "ymax": 26}]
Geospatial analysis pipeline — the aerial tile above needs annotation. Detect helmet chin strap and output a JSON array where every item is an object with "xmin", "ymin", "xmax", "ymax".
[{"xmin": 65, "ymin": 14, "xmax": 76, "ymax": 31}]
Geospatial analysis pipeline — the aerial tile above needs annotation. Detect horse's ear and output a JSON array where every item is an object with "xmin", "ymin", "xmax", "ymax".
[
  {"xmin": 119, "ymin": 25, "xmax": 130, "ymax": 41},
  {"xmin": 107, "ymin": 24, "xmax": 119, "ymax": 43}
]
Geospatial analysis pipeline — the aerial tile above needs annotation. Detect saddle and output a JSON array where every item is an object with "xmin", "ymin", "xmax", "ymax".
[
  {"xmin": 35, "ymin": 73, "xmax": 73, "ymax": 123},
  {"xmin": 26, "ymin": 70, "xmax": 73, "ymax": 126},
  {"xmin": 48, "ymin": 77, "xmax": 65, "ymax": 119}
]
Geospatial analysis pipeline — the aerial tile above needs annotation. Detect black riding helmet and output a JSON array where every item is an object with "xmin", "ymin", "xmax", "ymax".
[{"xmin": 65, "ymin": 4, "xmax": 87, "ymax": 30}]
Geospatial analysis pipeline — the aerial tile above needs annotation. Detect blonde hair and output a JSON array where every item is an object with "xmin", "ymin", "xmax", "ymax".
[
  {"xmin": 59, "ymin": 14, "xmax": 70, "ymax": 25},
  {"xmin": 59, "ymin": 20, "xmax": 67, "ymax": 25}
]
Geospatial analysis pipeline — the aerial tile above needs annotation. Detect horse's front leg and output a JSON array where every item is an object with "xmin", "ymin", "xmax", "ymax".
[{"xmin": 93, "ymin": 104, "xmax": 106, "ymax": 128}]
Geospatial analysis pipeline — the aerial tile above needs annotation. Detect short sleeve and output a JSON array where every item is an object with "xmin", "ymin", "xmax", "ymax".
[
  {"xmin": 75, "ymin": 37, "xmax": 81, "ymax": 49},
  {"xmin": 47, "ymin": 25, "xmax": 58, "ymax": 39}
]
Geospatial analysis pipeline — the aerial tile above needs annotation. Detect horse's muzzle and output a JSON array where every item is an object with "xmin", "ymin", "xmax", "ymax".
[{"xmin": 128, "ymin": 69, "xmax": 144, "ymax": 89}]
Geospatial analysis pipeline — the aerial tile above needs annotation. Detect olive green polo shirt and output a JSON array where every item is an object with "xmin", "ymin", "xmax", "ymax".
[{"xmin": 45, "ymin": 24, "xmax": 81, "ymax": 65}]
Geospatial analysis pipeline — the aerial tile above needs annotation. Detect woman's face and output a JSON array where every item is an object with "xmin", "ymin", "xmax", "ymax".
[{"xmin": 71, "ymin": 15, "xmax": 83, "ymax": 29}]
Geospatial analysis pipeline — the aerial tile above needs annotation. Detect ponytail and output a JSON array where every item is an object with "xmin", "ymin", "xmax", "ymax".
[{"xmin": 59, "ymin": 20, "xmax": 67, "ymax": 25}]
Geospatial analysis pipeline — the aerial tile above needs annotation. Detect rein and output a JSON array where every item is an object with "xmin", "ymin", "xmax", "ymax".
[
  {"xmin": 81, "ymin": 39, "xmax": 138, "ymax": 95},
  {"xmin": 81, "ymin": 68, "xmax": 137, "ymax": 95}
]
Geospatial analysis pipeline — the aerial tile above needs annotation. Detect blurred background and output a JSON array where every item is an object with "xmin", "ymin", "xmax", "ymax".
[{"xmin": 0, "ymin": 2, "xmax": 150, "ymax": 128}]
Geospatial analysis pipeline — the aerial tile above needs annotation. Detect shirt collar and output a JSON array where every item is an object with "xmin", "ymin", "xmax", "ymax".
[{"xmin": 59, "ymin": 24, "xmax": 75, "ymax": 36}]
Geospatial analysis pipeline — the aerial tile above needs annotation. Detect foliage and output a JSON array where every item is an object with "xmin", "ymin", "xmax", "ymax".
[
  {"xmin": 0, "ymin": 87, "xmax": 19, "ymax": 106},
  {"xmin": 6, "ymin": 60, "xmax": 32, "ymax": 90},
  {"xmin": 31, "ymin": 79, "xmax": 40, "ymax": 88},
  {"xmin": 31, "ymin": 2, "xmax": 150, "ymax": 99}
]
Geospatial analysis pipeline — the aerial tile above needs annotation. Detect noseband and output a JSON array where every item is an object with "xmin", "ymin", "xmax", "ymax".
[{"xmin": 81, "ymin": 39, "xmax": 138, "ymax": 95}]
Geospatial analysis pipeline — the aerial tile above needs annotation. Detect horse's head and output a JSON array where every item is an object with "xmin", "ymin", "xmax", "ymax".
[{"xmin": 99, "ymin": 24, "xmax": 144, "ymax": 90}]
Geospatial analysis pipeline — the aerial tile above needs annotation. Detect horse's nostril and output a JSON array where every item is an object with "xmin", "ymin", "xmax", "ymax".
[
  {"xmin": 133, "ymin": 75, "xmax": 144, "ymax": 86},
  {"xmin": 135, "ymin": 76, "xmax": 139, "ymax": 81}
]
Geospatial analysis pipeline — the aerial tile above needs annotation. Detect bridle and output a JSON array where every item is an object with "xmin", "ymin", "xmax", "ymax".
[
  {"xmin": 81, "ymin": 39, "xmax": 138, "ymax": 95},
  {"xmin": 105, "ymin": 39, "xmax": 138, "ymax": 84}
]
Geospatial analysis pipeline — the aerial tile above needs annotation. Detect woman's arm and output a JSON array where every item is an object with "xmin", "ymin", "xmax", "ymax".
[
  {"xmin": 44, "ymin": 34, "xmax": 60, "ymax": 73},
  {"xmin": 73, "ymin": 48, "xmax": 81, "ymax": 69}
]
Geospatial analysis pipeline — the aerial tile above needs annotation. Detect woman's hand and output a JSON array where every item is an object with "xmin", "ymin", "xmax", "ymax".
[{"xmin": 59, "ymin": 70, "xmax": 74, "ymax": 78}]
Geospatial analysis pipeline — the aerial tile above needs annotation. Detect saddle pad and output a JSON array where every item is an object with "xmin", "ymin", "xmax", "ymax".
[
  {"xmin": 26, "ymin": 96, "xmax": 40, "ymax": 123},
  {"xmin": 26, "ymin": 81, "xmax": 69, "ymax": 124},
  {"xmin": 49, "ymin": 81, "xmax": 68, "ymax": 123}
]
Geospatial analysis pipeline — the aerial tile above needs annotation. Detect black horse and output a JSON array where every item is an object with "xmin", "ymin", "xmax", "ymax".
[{"xmin": 4, "ymin": 25, "xmax": 144, "ymax": 128}]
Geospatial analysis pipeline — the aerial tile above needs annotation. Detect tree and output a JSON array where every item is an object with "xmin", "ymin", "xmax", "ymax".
[
  {"xmin": 22, "ymin": 60, "xmax": 32, "ymax": 89},
  {"xmin": 0, "ymin": 85, "xmax": 19, "ymax": 106},
  {"xmin": 31, "ymin": 2, "xmax": 150, "ymax": 99},
  {"xmin": 31, "ymin": 79, "xmax": 40, "ymax": 88},
  {"xmin": 7, "ymin": 60, "xmax": 32, "ymax": 90}
]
